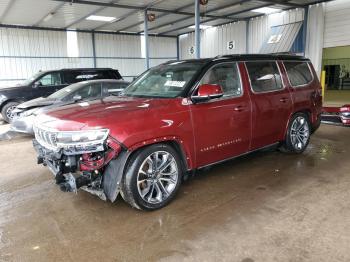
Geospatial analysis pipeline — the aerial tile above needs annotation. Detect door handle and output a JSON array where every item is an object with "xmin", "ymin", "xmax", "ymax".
[
  {"xmin": 234, "ymin": 106, "xmax": 244, "ymax": 112},
  {"xmin": 279, "ymin": 97, "xmax": 288, "ymax": 103}
]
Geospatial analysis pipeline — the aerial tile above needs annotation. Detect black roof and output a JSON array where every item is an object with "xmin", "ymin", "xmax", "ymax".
[
  {"xmin": 169, "ymin": 54, "xmax": 309, "ymax": 65},
  {"xmin": 59, "ymin": 68, "xmax": 117, "ymax": 71},
  {"xmin": 215, "ymin": 54, "xmax": 309, "ymax": 61}
]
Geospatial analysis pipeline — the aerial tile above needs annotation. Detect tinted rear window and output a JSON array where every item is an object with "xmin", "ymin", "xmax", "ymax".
[
  {"xmin": 245, "ymin": 61, "xmax": 283, "ymax": 93},
  {"xmin": 284, "ymin": 62, "xmax": 313, "ymax": 87},
  {"xmin": 64, "ymin": 70, "xmax": 119, "ymax": 84}
]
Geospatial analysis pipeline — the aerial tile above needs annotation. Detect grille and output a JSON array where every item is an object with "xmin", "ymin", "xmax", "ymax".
[{"xmin": 34, "ymin": 125, "xmax": 58, "ymax": 150}]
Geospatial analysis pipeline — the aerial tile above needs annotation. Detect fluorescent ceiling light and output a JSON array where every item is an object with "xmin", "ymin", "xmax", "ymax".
[
  {"xmin": 188, "ymin": 25, "xmax": 212, "ymax": 30},
  {"xmin": 86, "ymin": 15, "xmax": 116, "ymax": 22},
  {"xmin": 251, "ymin": 7, "xmax": 281, "ymax": 14}
]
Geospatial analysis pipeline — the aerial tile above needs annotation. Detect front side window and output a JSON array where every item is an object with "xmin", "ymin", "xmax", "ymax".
[
  {"xmin": 246, "ymin": 61, "xmax": 283, "ymax": 93},
  {"xmin": 199, "ymin": 63, "xmax": 242, "ymax": 97},
  {"xmin": 284, "ymin": 62, "xmax": 313, "ymax": 87},
  {"xmin": 123, "ymin": 62, "xmax": 204, "ymax": 98},
  {"xmin": 37, "ymin": 72, "xmax": 62, "ymax": 86},
  {"xmin": 103, "ymin": 82, "xmax": 128, "ymax": 96},
  {"xmin": 67, "ymin": 83, "xmax": 102, "ymax": 101}
]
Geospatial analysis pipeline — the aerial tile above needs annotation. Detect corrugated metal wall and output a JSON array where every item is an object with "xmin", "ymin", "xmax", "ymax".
[
  {"xmin": 95, "ymin": 34, "xmax": 177, "ymax": 80},
  {"xmin": 0, "ymin": 28, "xmax": 177, "ymax": 87},
  {"xmin": 248, "ymin": 9, "xmax": 304, "ymax": 53},
  {"xmin": 324, "ymin": 0, "xmax": 350, "ymax": 48},
  {"xmin": 179, "ymin": 10, "xmax": 304, "ymax": 59},
  {"xmin": 179, "ymin": 21, "xmax": 247, "ymax": 59}
]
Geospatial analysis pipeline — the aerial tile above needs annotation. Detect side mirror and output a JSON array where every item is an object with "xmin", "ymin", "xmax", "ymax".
[
  {"xmin": 191, "ymin": 84, "xmax": 224, "ymax": 103},
  {"xmin": 33, "ymin": 81, "xmax": 42, "ymax": 89},
  {"xmin": 73, "ymin": 95, "xmax": 82, "ymax": 101}
]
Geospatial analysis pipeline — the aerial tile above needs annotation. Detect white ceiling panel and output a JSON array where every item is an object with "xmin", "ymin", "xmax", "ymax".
[
  {"xmin": 2, "ymin": 0, "xmax": 62, "ymax": 25},
  {"xmin": 115, "ymin": 0, "xmax": 162, "ymax": 7},
  {"xmin": 72, "ymin": 7, "xmax": 135, "ymax": 30},
  {"xmin": 98, "ymin": 12, "xmax": 143, "ymax": 31},
  {"xmin": 38, "ymin": 3, "xmax": 98, "ymax": 28},
  {"xmin": 152, "ymin": 0, "xmax": 194, "ymax": 10},
  {"xmin": 0, "ymin": 0, "xmax": 12, "ymax": 21}
]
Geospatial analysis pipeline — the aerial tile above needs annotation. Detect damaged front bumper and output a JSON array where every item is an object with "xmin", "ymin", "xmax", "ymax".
[
  {"xmin": 321, "ymin": 105, "xmax": 350, "ymax": 126},
  {"xmin": 11, "ymin": 115, "xmax": 35, "ymax": 134},
  {"xmin": 33, "ymin": 138, "xmax": 130, "ymax": 202}
]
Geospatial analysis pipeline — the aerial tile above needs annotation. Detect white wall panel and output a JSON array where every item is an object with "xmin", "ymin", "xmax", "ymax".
[
  {"xmin": 179, "ymin": 21, "xmax": 247, "ymax": 60},
  {"xmin": 0, "ymin": 27, "xmax": 177, "ymax": 87},
  {"xmin": 248, "ymin": 9, "xmax": 304, "ymax": 53},
  {"xmin": 306, "ymin": 4, "xmax": 325, "ymax": 77},
  {"xmin": 324, "ymin": 0, "xmax": 350, "ymax": 48}
]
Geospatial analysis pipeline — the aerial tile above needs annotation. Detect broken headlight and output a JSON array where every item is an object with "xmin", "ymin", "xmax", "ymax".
[{"xmin": 56, "ymin": 129, "xmax": 109, "ymax": 153}]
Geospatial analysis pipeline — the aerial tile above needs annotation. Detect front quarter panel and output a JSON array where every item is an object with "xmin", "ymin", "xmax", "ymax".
[{"xmin": 114, "ymin": 98, "xmax": 195, "ymax": 170}]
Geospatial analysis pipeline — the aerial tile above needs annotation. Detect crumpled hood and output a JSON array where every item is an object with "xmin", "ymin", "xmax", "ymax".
[
  {"xmin": 17, "ymin": 97, "xmax": 57, "ymax": 110},
  {"xmin": 35, "ymin": 96, "xmax": 173, "ymax": 134}
]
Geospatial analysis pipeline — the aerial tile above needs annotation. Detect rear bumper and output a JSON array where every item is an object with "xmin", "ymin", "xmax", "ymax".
[{"xmin": 321, "ymin": 105, "xmax": 350, "ymax": 126}]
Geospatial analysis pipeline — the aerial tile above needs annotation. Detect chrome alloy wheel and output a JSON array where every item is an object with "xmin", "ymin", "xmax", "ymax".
[
  {"xmin": 290, "ymin": 116, "xmax": 310, "ymax": 150},
  {"xmin": 137, "ymin": 151, "xmax": 179, "ymax": 204},
  {"xmin": 6, "ymin": 105, "xmax": 17, "ymax": 120}
]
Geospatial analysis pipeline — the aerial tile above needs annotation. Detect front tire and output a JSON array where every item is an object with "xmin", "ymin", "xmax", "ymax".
[
  {"xmin": 280, "ymin": 113, "xmax": 311, "ymax": 154},
  {"xmin": 120, "ymin": 144, "xmax": 183, "ymax": 211},
  {"xmin": 1, "ymin": 102, "xmax": 19, "ymax": 123}
]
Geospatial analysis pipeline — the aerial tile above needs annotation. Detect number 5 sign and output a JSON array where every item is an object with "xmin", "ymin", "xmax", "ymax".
[{"xmin": 227, "ymin": 40, "xmax": 235, "ymax": 50}]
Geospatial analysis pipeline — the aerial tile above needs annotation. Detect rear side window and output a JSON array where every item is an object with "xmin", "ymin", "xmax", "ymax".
[
  {"xmin": 246, "ymin": 61, "xmax": 283, "ymax": 93},
  {"xmin": 284, "ymin": 62, "xmax": 313, "ymax": 87},
  {"xmin": 64, "ymin": 70, "xmax": 117, "ymax": 84}
]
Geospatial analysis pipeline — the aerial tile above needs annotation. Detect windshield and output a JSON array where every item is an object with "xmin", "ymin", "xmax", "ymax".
[
  {"xmin": 21, "ymin": 71, "xmax": 45, "ymax": 86},
  {"xmin": 122, "ymin": 62, "xmax": 203, "ymax": 98},
  {"xmin": 48, "ymin": 82, "xmax": 87, "ymax": 100}
]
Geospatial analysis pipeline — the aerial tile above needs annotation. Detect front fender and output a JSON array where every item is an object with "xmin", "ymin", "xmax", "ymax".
[{"xmin": 103, "ymin": 150, "xmax": 131, "ymax": 202}]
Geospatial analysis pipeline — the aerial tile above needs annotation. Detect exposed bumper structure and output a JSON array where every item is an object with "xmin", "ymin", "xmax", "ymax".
[
  {"xmin": 321, "ymin": 105, "xmax": 350, "ymax": 126},
  {"xmin": 11, "ymin": 115, "xmax": 35, "ymax": 134},
  {"xmin": 33, "ymin": 135, "xmax": 128, "ymax": 202}
]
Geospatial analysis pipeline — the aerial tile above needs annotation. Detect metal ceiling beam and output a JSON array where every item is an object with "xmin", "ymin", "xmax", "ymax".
[
  {"xmin": 143, "ymin": 0, "xmax": 251, "ymax": 34},
  {"xmin": 160, "ymin": 1, "xmax": 272, "ymax": 35},
  {"xmin": 52, "ymin": 0, "xmax": 241, "ymax": 20},
  {"xmin": 92, "ymin": 0, "xmax": 168, "ymax": 31},
  {"xmin": 173, "ymin": 0, "xmax": 334, "ymax": 36},
  {"xmin": 0, "ymin": 23, "xmax": 177, "ymax": 37},
  {"xmin": 117, "ymin": 2, "xmax": 194, "ymax": 33},
  {"xmin": 33, "ymin": 2, "xmax": 65, "ymax": 26},
  {"xmin": 0, "ymin": 0, "xmax": 17, "ymax": 23},
  {"xmin": 259, "ymin": 0, "xmax": 303, "ymax": 8}
]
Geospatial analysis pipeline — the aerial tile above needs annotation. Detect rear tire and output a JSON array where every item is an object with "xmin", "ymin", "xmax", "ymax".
[
  {"xmin": 280, "ymin": 113, "xmax": 311, "ymax": 154},
  {"xmin": 1, "ymin": 102, "xmax": 19, "ymax": 123},
  {"xmin": 120, "ymin": 144, "xmax": 183, "ymax": 211}
]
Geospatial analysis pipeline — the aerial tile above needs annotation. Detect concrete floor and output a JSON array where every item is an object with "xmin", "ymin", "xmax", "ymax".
[{"xmin": 0, "ymin": 124, "xmax": 350, "ymax": 262}]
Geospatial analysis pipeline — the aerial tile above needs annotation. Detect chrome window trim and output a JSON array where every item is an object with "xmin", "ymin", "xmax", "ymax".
[
  {"xmin": 190, "ymin": 62, "xmax": 244, "ymax": 103},
  {"xmin": 282, "ymin": 61, "xmax": 315, "ymax": 88},
  {"xmin": 244, "ymin": 61, "xmax": 286, "ymax": 95}
]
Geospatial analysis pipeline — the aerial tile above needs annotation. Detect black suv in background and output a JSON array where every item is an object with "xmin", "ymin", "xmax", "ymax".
[{"xmin": 0, "ymin": 68, "xmax": 122, "ymax": 122}]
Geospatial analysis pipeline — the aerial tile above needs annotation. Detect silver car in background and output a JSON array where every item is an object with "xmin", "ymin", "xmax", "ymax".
[{"xmin": 11, "ymin": 79, "xmax": 129, "ymax": 134}]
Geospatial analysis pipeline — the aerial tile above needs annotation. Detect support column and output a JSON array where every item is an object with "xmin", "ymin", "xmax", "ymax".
[
  {"xmin": 91, "ymin": 31, "xmax": 97, "ymax": 68},
  {"xmin": 302, "ymin": 6, "xmax": 309, "ymax": 56},
  {"xmin": 195, "ymin": 0, "xmax": 200, "ymax": 59},
  {"xmin": 246, "ymin": 18, "xmax": 250, "ymax": 54},
  {"xmin": 144, "ymin": 9, "xmax": 150, "ymax": 69}
]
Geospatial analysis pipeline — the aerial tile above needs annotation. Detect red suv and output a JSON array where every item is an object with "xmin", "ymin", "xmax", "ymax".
[{"xmin": 33, "ymin": 54, "xmax": 322, "ymax": 210}]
